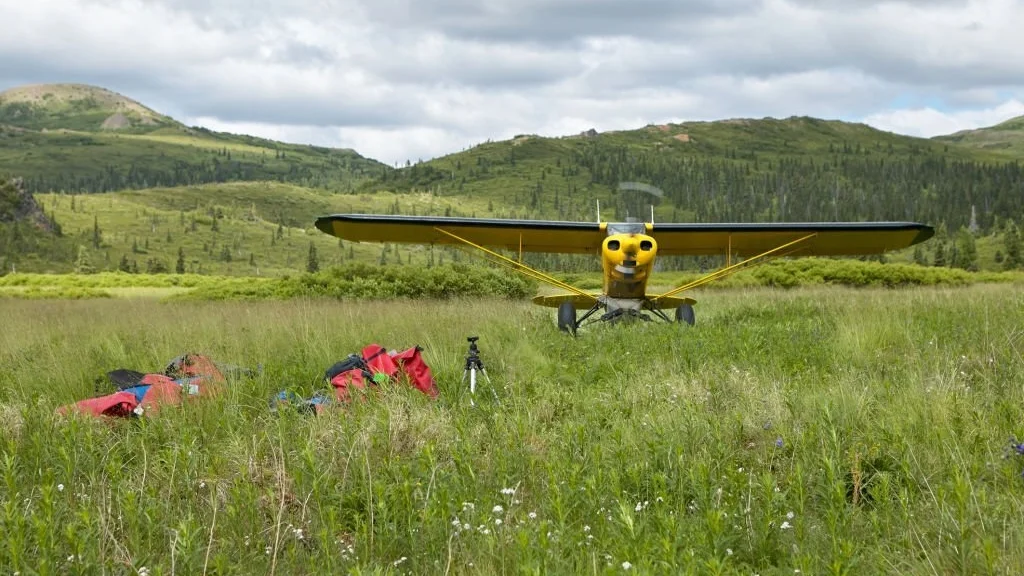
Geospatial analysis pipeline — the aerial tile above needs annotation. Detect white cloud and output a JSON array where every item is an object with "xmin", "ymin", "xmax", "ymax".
[
  {"xmin": 1, "ymin": 0, "xmax": 1024, "ymax": 165},
  {"xmin": 863, "ymin": 99, "xmax": 1024, "ymax": 137}
]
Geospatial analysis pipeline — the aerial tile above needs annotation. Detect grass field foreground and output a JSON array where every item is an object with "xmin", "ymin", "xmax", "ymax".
[{"xmin": 1, "ymin": 285, "xmax": 1023, "ymax": 573}]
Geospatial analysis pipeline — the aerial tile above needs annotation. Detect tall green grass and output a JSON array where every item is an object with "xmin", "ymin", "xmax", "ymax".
[{"xmin": 1, "ymin": 285, "xmax": 1023, "ymax": 573}]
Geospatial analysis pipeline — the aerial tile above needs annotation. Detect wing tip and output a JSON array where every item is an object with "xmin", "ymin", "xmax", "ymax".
[
  {"xmin": 314, "ymin": 216, "xmax": 334, "ymax": 236},
  {"xmin": 912, "ymin": 224, "xmax": 935, "ymax": 245}
]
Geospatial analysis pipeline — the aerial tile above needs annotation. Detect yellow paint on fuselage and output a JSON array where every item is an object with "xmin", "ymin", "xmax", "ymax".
[{"xmin": 601, "ymin": 232, "xmax": 658, "ymax": 299}]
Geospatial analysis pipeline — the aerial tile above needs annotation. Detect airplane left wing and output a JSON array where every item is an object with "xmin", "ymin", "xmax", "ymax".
[
  {"xmin": 315, "ymin": 214, "xmax": 605, "ymax": 254},
  {"xmin": 649, "ymin": 222, "xmax": 933, "ymax": 256}
]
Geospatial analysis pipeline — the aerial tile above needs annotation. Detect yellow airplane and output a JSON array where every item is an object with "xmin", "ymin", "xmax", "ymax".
[{"xmin": 314, "ymin": 213, "xmax": 933, "ymax": 334}]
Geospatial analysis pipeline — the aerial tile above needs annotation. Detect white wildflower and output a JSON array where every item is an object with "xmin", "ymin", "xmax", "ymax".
[
  {"xmin": 635, "ymin": 502, "xmax": 642, "ymax": 512},
  {"xmin": 781, "ymin": 521, "xmax": 792, "ymax": 530},
  {"xmin": 786, "ymin": 511, "xmax": 794, "ymax": 520},
  {"xmin": 495, "ymin": 518, "xmax": 502, "ymax": 525},
  {"xmin": 726, "ymin": 548, "xmax": 733, "ymax": 555},
  {"xmin": 500, "ymin": 487, "xmax": 516, "ymax": 495},
  {"xmin": 393, "ymin": 557, "xmax": 407, "ymax": 567},
  {"xmin": 622, "ymin": 561, "xmax": 632, "ymax": 570},
  {"xmin": 492, "ymin": 504, "xmax": 504, "ymax": 514},
  {"xmin": 138, "ymin": 568, "xmax": 150, "ymax": 576},
  {"xmin": 462, "ymin": 502, "xmax": 475, "ymax": 511},
  {"xmin": 528, "ymin": 512, "xmax": 537, "ymax": 519},
  {"xmin": 463, "ymin": 523, "xmax": 470, "ymax": 531},
  {"xmin": 57, "ymin": 483, "xmax": 64, "ymax": 492},
  {"xmin": 583, "ymin": 525, "xmax": 591, "ymax": 532}
]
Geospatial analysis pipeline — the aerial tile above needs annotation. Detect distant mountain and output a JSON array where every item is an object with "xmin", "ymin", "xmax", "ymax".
[
  {"xmin": 0, "ymin": 83, "xmax": 390, "ymax": 193},
  {"xmin": 0, "ymin": 83, "xmax": 177, "ymax": 132},
  {"xmin": 933, "ymin": 115, "xmax": 1024, "ymax": 156}
]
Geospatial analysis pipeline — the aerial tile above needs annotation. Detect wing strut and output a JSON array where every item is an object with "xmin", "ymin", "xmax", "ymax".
[
  {"xmin": 651, "ymin": 233, "xmax": 816, "ymax": 302},
  {"xmin": 433, "ymin": 228, "xmax": 598, "ymax": 302}
]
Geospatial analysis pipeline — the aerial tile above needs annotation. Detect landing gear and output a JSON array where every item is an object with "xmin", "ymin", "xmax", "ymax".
[
  {"xmin": 557, "ymin": 301, "xmax": 577, "ymax": 334},
  {"xmin": 675, "ymin": 303, "xmax": 695, "ymax": 326}
]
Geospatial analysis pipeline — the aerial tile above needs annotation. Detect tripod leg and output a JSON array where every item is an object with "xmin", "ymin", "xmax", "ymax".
[
  {"xmin": 471, "ymin": 368, "xmax": 478, "ymax": 406},
  {"xmin": 477, "ymin": 366, "xmax": 497, "ymax": 403}
]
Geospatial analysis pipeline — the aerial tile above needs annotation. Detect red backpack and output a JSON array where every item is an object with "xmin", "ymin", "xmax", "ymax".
[
  {"xmin": 329, "ymin": 344, "xmax": 437, "ymax": 401},
  {"xmin": 392, "ymin": 346, "xmax": 438, "ymax": 397}
]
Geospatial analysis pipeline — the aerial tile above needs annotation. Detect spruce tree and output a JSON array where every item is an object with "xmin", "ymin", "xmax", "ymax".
[
  {"xmin": 307, "ymin": 242, "xmax": 319, "ymax": 273},
  {"xmin": 1004, "ymin": 220, "xmax": 1021, "ymax": 270},
  {"xmin": 176, "ymin": 247, "xmax": 185, "ymax": 274}
]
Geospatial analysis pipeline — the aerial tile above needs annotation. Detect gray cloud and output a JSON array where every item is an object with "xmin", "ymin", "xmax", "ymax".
[
  {"xmin": 359, "ymin": 0, "xmax": 762, "ymax": 43},
  {"xmin": 1, "ymin": 0, "xmax": 1023, "ymax": 165}
]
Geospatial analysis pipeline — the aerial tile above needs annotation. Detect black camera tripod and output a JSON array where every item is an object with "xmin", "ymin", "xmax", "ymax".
[{"xmin": 460, "ymin": 336, "xmax": 497, "ymax": 405}]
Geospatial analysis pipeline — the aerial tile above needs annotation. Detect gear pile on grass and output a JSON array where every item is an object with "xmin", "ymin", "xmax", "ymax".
[{"xmin": 56, "ymin": 346, "xmax": 438, "ymax": 419}]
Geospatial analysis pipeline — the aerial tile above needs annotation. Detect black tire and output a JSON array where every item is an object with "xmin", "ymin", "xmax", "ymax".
[
  {"xmin": 557, "ymin": 301, "xmax": 577, "ymax": 334},
  {"xmin": 675, "ymin": 303, "xmax": 695, "ymax": 326}
]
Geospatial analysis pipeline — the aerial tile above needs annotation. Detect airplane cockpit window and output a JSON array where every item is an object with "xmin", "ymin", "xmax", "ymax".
[{"xmin": 606, "ymin": 222, "xmax": 646, "ymax": 236}]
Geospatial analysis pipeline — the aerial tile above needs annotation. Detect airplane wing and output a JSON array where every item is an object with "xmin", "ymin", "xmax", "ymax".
[
  {"xmin": 315, "ymin": 214, "xmax": 605, "ymax": 254},
  {"xmin": 649, "ymin": 222, "xmax": 933, "ymax": 256}
]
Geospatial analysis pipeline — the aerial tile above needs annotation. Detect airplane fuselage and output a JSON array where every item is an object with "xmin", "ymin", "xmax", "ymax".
[{"xmin": 601, "ymin": 223, "xmax": 658, "ymax": 300}]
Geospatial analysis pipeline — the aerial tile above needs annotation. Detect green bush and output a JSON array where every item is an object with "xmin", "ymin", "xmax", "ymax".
[{"xmin": 172, "ymin": 263, "xmax": 537, "ymax": 301}]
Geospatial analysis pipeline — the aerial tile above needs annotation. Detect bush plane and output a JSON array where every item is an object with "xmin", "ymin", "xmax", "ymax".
[{"xmin": 314, "ymin": 212, "xmax": 933, "ymax": 334}]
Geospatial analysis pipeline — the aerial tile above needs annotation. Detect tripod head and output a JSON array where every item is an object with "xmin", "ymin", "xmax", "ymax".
[{"xmin": 464, "ymin": 336, "xmax": 484, "ymax": 370}]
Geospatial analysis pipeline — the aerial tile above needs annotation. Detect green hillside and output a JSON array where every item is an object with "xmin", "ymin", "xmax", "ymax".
[
  {"xmin": 933, "ymin": 115, "xmax": 1024, "ymax": 156},
  {"xmin": 2, "ymin": 83, "xmax": 1024, "ymax": 276},
  {"xmin": 366, "ymin": 117, "xmax": 1022, "ymax": 232},
  {"xmin": 0, "ymin": 84, "xmax": 389, "ymax": 193},
  {"xmin": 2, "ymin": 181, "xmax": 498, "ymax": 275},
  {"xmin": 0, "ymin": 83, "xmax": 175, "ymax": 132}
]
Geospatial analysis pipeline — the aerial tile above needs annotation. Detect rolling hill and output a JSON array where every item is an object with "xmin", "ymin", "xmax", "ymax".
[
  {"xmin": 933, "ymin": 114, "xmax": 1024, "ymax": 156},
  {"xmin": 0, "ymin": 84, "xmax": 389, "ymax": 193},
  {"xmin": 1, "ymin": 82, "xmax": 1023, "ymax": 276}
]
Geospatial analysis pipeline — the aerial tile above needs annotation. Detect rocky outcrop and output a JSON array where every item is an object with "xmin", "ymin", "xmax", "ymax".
[{"xmin": 0, "ymin": 177, "xmax": 57, "ymax": 233}]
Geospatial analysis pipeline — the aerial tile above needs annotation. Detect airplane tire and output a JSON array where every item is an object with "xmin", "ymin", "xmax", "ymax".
[
  {"xmin": 557, "ymin": 302, "xmax": 577, "ymax": 334},
  {"xmin": 675, "ymin": 303, "xmax": 695, "ymax": 326}
]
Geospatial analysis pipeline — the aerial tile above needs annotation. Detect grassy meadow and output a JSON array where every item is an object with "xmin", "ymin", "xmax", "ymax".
[{"xmin": 1, "ymin": 284, "xmax": 1023, "ymax": 574}]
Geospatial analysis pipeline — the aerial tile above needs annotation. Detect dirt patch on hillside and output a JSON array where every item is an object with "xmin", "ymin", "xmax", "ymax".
[
  {"xmin": 101, "ymin": 113, "xmax": 131, "ymax": 130},
  {"xmin": 674, "ymin": 133, "xmax": 691, "ymax": 142}
]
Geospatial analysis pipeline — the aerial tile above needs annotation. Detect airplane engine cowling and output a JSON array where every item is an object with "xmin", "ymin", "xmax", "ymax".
[{"xmin": 601, "ymin": 233, "xmax": 658, "ymax": 299}]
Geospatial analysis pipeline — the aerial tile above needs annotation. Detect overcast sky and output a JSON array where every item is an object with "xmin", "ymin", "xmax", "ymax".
[{"xmin": 2, "ymin": 0, "xmax": 1023, "ymax": 165}]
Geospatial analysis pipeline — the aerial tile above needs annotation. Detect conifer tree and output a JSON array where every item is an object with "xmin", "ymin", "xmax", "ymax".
[
  {"xmin": 307, "ymin": 242, "xmax": 319, "ymax": 273},
  {"xmin": 1004, "ymin": 220, "xmax": 1021, "ymax": 270}
]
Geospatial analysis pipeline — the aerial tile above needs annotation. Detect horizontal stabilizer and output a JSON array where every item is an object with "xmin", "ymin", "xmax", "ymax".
[
  {"xmin": 646, "ymin": 295, "xmax": 697, "ymax": 310},
  {"xmin": 533, "ymin": 293, "xmax": 697, "ymax": 310},
  {"xmin": 532, "ymin": 293, "xmax": 601, "ymax": 309}
]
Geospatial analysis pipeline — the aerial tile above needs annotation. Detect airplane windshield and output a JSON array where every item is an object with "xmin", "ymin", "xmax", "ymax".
[{"xmin": 606, "ymin": 222, "xmax": 646, "ymax": 236}]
